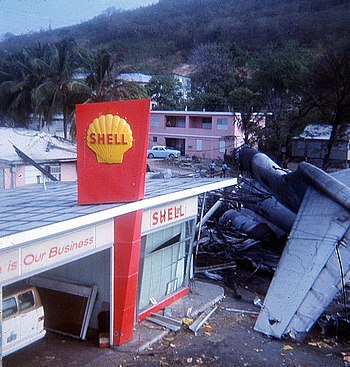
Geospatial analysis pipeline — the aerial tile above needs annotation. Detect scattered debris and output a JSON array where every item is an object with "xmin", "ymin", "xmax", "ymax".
[
  {"xmin": 189, "ymin": 306, "xmax": 217, "ymax": 335},
  {"xmin": 341, "ymin": 352, "xmax": 350, "ymax": 367},
  {"xmin": 308, "ymin": 340, "xmax": 336, "ymax": 349},
  {"xmin": 190, "ymin": 144, "xmax": 350, "ymax": 345},
  {"xmin": 233, "ymin": 145, "xmax": 350, "ymax": 342},
  {"xmin": 195, "ymin": 262, "xmax": 237, "ymax": 274},
  {"xmin": 147, "ymin": 313, "xmax": 182, "ymax": 332},
  {"xmin": 203, "ymin": 271, "xmax": 223, "ymax": 281},
  {"xmin": 224, "ymin": 308, "xmax": 259, "ymax": 315},
  {"xmin": 182, "ymin": 317, "xmax": 194, "ymax": 326}
]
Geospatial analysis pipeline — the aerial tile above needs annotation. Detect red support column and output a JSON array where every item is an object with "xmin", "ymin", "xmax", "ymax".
[{"xmin": 113, "ymin": 210, "xmax": 143, "ymax": 345}]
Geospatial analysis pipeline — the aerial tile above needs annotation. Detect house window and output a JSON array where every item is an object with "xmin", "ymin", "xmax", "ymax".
[
  {"xmin": 217, "ymin": 118, "xmax": 228, "ymax": 131},
  {"xmin": 202, "ymin": 118, "xmax": 212, "ymax": 129},
  {"xmin": 150, "ymin": 116, "xmax": 160, "ymax": 127},
  {"xmin": 153, "ymin": 137, "xmax": 158, "ymax": 143},
  {"xmin": 49, "ymin": 165, "xmax": 61, "ymax": 181},
  {"xmin": 165, "ymin": 116, "xmax": 186, "ymax": 128},
  {"xmin": 176, "ymin": 116, "xmax": 186, "ymax": 128},
  {"xmin": 196, "ymin": 140, "xmax": 203, "ymax": 151},
  {"xmin": 220, "ymin": 140, "xmax": 226, "ymax": 153}
]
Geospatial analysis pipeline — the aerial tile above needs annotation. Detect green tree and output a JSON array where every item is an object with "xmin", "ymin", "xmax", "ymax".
[
  {"xmin": 254, "ymin": 41, "xmax": 310, "ymax": 163},
  {"xmin": 0, "ymin": 49, "xmax": 46, "ymax": 127},
  {"xmin": 299, "ymin": 42, "xmax": 350, "ymax": 169},
  {"xmin": 231, "ymin": 86, "xmax": 264, "ymax": 146},
  {"xmin": 189, "ymin": 43, "xmax": 249, "ymax": 111},
  {"xmin": 79, "ymin": 47, "xmax": 145, "ymax": 103},
  {"xmin": 34, "ymin": 38, "xmax": 89, "ymax": 139},
  {"xmin": 146, "ymin": 75, "xmax": 183, "ymax": 110}
]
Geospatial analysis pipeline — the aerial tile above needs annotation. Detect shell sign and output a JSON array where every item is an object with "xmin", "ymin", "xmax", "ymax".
[
  {"xmin": 76, "ymin": 99, "xmax": 150, "ymax": 205},
  {"xmin": 86, "ymin": 114, "xmax": 133, "ymax": 164}
]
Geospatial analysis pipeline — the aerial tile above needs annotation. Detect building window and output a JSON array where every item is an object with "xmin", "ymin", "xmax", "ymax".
[
  {"xmin": 196, "ymin": 140, "xmax": 203, "ymax": 151},
  {"xmin": 150, "ymin": 116, "xmax": 160, "ymax": 127},
  {"xmin": 48, "ymin": 164, "xmax": 61, "ymax": 181},
  {"xmin": 153, "ymin": 136, "xmax": 158, "ymax": 143},
  {"xmin": 165, "ymin": 116, "xmax": 186, "ymax": 128},
  {"xmin": 217, "ymin": 118, "xmax": 228, "ymax": 131},
  {"xmin": 138, "ymin": 220, "xmax": 195, "ymax": 311},
  {"xmin": 202, "ymin": 118, "xmax": 212, "ymax": 129},
  {"xmin": 220, "ymin": 140, "xmax": 226, "ymax": 153}
]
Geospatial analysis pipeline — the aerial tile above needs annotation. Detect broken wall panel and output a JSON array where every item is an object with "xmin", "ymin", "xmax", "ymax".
[
  {"xmin": 30, "ymin": 276, "xmax": 98, "ymax": 339},
  {"xmin": 254, "ymin": 181, "xmax": 350, "ymax": 341}
]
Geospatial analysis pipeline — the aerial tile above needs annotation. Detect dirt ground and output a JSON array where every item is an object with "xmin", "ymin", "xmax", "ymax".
[
  {"xmin": 4, "ymin": 273, "xmax": 348, "ymax": 367},
  {"xmin": 4, "ymin": 158, "xmax": 350, "ymax": 367}
]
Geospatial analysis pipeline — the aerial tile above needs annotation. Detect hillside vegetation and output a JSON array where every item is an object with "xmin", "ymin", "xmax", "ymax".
[
  {"xmin": 1, "ymin": 0, "xmax": 350, "ymax": 72},
  {"xmin": 0, "ymin": 0, "xmax": 349, "ymax": 168}
]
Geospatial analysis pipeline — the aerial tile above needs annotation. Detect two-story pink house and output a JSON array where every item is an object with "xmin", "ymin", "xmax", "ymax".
[{"xmin": 149, "ymin": 110, "xmax": 244, "ymax": 160}]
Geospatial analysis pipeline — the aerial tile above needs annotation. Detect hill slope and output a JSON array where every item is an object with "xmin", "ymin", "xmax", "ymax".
[{"xmin": 1, "ymin": 0, "xmax": 350, "ymax": 72}]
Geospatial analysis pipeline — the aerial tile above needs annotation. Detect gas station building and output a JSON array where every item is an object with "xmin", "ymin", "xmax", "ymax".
[
  {"xmin": 0, "ymin": 99, "xmax": 236, "ymax": 357},
  {"xmin": 0, "ymin": 176, "xmax": 235, "ymax": 348}
]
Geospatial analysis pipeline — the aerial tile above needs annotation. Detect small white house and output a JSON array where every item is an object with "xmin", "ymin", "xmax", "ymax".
[
  {"xmin": 119, "ymin": 72, "xmax": 192, "ymax": 102},
  {"xmin": 292, "ymin": 124, "xmax": 350, "ymax": 167},
  {"xmin": 0, "ymin": 127, "xmax": 77, "ymax": 189}
]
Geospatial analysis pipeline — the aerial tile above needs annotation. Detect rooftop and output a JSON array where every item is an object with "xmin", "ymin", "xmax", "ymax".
[
  {"xmin": 0, "ymin": 127, "xmax": 76, "ymax": 164},
  {"xmin": 151, "ymin": 110, "xmax": 239, "ymax": 116},
  {"xmin": 0, "ymin": 176, "xmax": 236, "ymax": 249},
  {"xmin": 295, "ymin": 123, "xmax": 350, "ymax": 140}
]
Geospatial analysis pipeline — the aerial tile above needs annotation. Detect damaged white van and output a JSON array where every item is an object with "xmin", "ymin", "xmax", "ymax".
[{"xmin": 2, "ymin": 286, "xmax": 46, "ymax": 356}]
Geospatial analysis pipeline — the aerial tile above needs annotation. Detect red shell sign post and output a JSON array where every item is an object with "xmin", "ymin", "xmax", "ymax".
[{"xmin": 76, "ymin": 99, "xmax": 151, "ymax": 204}]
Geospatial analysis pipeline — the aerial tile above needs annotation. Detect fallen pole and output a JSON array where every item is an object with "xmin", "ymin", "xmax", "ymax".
[{"xmin": 225, "ymin": 308, "xmax": 259, "ymax": 315}]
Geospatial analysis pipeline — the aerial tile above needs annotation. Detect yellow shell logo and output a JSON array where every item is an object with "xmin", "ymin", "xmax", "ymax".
[{"xmin": 86, "ymin": 114, "xmax": 133, "ymax": 164}]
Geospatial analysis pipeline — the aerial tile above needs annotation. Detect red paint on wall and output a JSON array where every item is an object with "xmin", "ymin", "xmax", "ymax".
[
  {"xmin": 113, "ymin": 210, "xmax": 143, "ymax": 346},
  {"xmin": 76, "ymin": 99, "xmax": 150, "ymax": 205},
  {"xmin": 137, "ymin": 287, "xmax": 189, "ymax": 322}
]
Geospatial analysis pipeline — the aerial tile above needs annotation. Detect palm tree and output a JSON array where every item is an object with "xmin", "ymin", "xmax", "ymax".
[
  {"xmin": 0, "ymin": 49, "xmax": 45, "ymax": 127},
  {"xmin": 34, "ymin": 38, "xmax": 89, "ymax": 139},
  {"xmin": 79, "ymin": 47, "xmax": 146, "ymax": 103}
]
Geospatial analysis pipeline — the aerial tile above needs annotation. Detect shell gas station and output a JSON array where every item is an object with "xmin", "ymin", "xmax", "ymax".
[{"xmin": 0, "ymin": 99, "xmax": 236, "ymax": 358}]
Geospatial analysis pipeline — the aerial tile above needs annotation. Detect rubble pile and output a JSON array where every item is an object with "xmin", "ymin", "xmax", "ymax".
[{"xmin": 195, "ymin": 189, "xmax": 350, "ymax": 342}]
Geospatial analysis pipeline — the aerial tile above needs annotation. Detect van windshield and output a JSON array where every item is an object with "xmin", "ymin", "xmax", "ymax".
[
  {"xmin": 19, "ymin": 290, "xmax": 35, "ymax": 311},
  {"xmin": 3, "ymin": 297, "xmax": 17, "ymax": 318}
]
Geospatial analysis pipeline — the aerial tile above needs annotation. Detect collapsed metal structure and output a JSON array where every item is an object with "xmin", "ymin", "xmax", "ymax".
[{"xmin": 234, "ymin": 145, "xmax": 350, "ymax": 341}]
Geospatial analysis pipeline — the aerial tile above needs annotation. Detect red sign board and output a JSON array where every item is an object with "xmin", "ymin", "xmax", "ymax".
[{"xmin": 76, "ymin": 99, "xmax": 150, "ymax": 204}]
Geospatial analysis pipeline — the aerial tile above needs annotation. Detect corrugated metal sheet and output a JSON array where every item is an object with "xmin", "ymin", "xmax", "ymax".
[
  {"xmin": 0, "ymin": 128, "xmax": 76, "ymax": 163},
  {"xmin": 254, "ymin": 170, "xmax": 350, "ymax": 341}
]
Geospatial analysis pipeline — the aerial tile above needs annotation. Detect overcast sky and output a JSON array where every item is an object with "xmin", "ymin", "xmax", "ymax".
[{"xmin": 0, "ymin": 0, "xmax": 158, "ymax": 36}]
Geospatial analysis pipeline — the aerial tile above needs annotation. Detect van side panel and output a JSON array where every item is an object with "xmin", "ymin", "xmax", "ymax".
[{"xmin": 3, "ymin": 296, "xmax": 20, "ymax": 355}]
